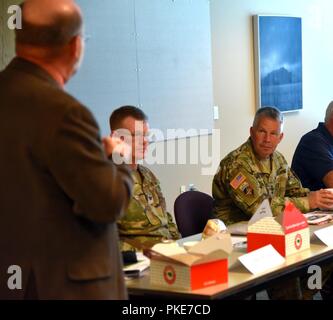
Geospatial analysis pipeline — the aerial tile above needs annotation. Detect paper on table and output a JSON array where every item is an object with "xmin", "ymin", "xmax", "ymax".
[
  {"xmin": 304, "ymin": 212, "xmax": 333, "ymax": 225},
  {"xmin": 123, "ymin": 252, "xmax": 150, "ymax": 276},
  {"xmin": 232, "ymin": 236, "xmax": 247, "ymax": 248},
  {"xmin": 228, "ymin": 200, "xmax": 273, "ymax": 235},
  {"xmin": 314, "ymin": 225, "xmax": 333, "ymax": 247},
  {"xmin": 238, "ymin": 244, "xmax": 285, "ymax": 275}
]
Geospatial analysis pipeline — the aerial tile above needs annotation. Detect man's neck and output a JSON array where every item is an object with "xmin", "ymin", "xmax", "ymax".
[
  {"xmin": 17, "ymin": 54, "xmax": 65, "ymax": 87},
  {"xmin": 325, "ymin": 122, "xmax": 333, "ymax": 137}
]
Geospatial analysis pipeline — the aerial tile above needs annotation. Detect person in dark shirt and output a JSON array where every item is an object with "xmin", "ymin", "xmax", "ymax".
[
  {"xmin": 292, "ymin": 101, "xmax": 333, "ymax": 299},
  {"xmin": 292, "ymin": 101, "xmax": 333, "ymax": 191}
]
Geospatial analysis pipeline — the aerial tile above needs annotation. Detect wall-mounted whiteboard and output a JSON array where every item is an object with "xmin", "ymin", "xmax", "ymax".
[{"xmin": 67, "ymin": 0, "xmax": 213, "ymax": 139}]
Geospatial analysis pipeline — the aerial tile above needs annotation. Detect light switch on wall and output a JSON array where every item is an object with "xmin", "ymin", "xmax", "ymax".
[{"xmin": 213, "ymin": 105, "xmax": 219, "ymax": 120}]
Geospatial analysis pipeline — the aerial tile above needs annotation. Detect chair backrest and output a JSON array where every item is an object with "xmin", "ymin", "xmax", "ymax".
[{"xmin": 174, "ymin": 191, "xmax": 215, "ymax": 238}]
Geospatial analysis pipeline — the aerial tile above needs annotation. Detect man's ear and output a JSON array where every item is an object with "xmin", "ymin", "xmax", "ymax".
[
  {"xmin": 250, "ymin": 126, "xmax": 254, "ymax": 137},
  {"xmin": 111, "ymin": 130, "xmax": 125, "ymax": 141},
  {"xmin": 70, "ymin": 35, "xmax": 82, "ymax": 61},
  {"xmin": 279, "ymin": 132, "xmax": 284, "ymax": 143},
  {"xmin": 66, "ymin": 35, "xmax": 81, "ymax": 63}
]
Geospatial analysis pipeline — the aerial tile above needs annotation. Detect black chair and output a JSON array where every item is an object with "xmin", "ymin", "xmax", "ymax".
[{"xmin": 174, "ymin": 191, "xmax": 215, "ymax": 238}]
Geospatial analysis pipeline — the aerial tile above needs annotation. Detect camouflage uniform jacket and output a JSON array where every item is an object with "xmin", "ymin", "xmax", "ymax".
[
  {"xmin": 212, "ymin": 138, "xmax": 310, "ymax": 225},
  {"xmin": 118, "ymin": 165, "xmax": 180, "ymax": 251}
]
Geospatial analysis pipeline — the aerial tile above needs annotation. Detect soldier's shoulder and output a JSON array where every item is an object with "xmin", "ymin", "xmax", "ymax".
[
  {"xmin": 273, "ymin": 150, "xmax": 288, "ymax": 164},
  {"xmin": 138, "ymin": 165, "xmax": 159, "ymax": 183},
  {"xmin": 221, "ymin": 142, "xmax": 252, "ymax": 168}
]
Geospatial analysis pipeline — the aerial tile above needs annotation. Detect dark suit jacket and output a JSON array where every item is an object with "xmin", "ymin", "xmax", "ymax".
[{"xmin": 0, "ymin": 58, "xmax": 132, "ymax": 299}]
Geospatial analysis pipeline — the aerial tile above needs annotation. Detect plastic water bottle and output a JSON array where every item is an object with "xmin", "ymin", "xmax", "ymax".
[{"xmin": 188, "ymin": 184, "xmax": 197, "ymax": 191}]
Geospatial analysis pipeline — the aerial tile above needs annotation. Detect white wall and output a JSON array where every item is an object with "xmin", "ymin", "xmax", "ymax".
[
  {"xmin": 0, "ymin": 0, "xmax": 20, "ymax": 70},
  {"xmin": 210, "ymin": 0, "xmax": 333, "ymax": 162},
  {"xmin": 151, "ymin": 0, "xmax": 333, "ymax": 215}
]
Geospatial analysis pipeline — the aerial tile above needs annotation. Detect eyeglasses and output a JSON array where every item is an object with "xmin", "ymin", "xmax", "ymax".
[
  {"xmin": 126, "ymin": 132, "xmax": 151, "ymax": 139},
  {"xmin": 113, "ymin": 131, "xmax": 152, "ymax": 143}
]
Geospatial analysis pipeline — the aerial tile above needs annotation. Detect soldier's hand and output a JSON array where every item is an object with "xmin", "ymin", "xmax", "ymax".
[
  {"xmin": 102, "ymin": 136, "xmax": 132, "ymax": 163},
  {"xmin": 308, "ymin": 189, "xmax": 333, "ymax": 210}
]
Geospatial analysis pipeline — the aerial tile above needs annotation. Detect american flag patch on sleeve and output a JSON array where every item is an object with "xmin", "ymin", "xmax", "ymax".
[{"xmin": 230, "ymin": 172, "xmax": 246, "ymax": 190}]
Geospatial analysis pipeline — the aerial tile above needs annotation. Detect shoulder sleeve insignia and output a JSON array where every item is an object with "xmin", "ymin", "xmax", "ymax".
[
  {"xmin": 230, "ymin": 169, "xmax": 259, "ymax": 207},
  {"xmin": 239, "ymin": 180, "xmax": 254, "ymax": 196}
]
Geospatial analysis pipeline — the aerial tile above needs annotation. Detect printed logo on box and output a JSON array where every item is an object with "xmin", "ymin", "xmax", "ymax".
[
  {"xmin": 294, "ymin": 233, "xmax": 302, "ymax": 250},
  {"xmin": 163, "ymin": 265, "xmax": 176, "ymax": 285}
]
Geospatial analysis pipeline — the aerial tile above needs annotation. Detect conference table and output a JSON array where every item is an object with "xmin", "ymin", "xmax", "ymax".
[{"xmin": 126, "ymin": 223, "xmax": 333, "ymax": 299}]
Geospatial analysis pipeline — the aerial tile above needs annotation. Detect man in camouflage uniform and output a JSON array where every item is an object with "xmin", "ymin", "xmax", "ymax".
[
  {"xmin": 109, "ymin": 106, "xmax": 180, "ymax": 252},
  {"xmin": 213, "ymin": 139, "xmax": 310, "ymax": 225},
  {"xmin": 213, "ymin": 107, "xmax": 333, "ymax": 225},
  {"xmin": 212, "ymin": 106, "xmax": 333, "ymax": 299}
]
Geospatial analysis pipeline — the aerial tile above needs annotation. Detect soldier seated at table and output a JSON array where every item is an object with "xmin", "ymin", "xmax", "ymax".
[
  {"xmin": 108, "ymin": 106, "xmax": 180, "ymax": 252},
  {"xmin": 212, "ymin": 106, "xmax": 333, "ymax": 299}
]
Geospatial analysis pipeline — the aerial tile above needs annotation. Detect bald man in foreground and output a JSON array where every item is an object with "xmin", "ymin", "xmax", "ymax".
[{"xmin": 0, "ymin": 0, "xmax": 132, "ymax": 299}]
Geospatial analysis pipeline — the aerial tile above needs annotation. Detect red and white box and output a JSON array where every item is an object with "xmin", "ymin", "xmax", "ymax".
[
  {"xmin": 149, "ymin": 233, "xmax": 232, "ymax": 290},
  {"xmin": 247, "ymin": 201, "xmax": 310, "ymax": 257}
]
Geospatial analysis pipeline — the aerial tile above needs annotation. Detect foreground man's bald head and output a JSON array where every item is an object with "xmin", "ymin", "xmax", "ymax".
[
  {"xmin": 15, "ymin": 0, "xmax": 84, "ymax": 85},
  {"xmin": 17, "ymin": 0, "xmax": 83, "ymax": 46}
]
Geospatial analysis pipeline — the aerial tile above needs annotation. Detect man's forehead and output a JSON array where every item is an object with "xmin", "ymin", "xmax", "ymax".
[
  {"xmin": 120, "ymin": 117, "xmax": 148, "ymax": 130},
  {"xmin": 256, "ymin": 117, "xmax": 281, "ymax": 128}
]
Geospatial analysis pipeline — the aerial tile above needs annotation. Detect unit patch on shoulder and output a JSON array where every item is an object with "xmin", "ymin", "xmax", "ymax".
[
  {"xmin": 239, "ymin": 180, "xmax": 254, "ymax": 196},
  {"xmin": 230, "ymin": 170, "xmax": 259, "ymax": 206}
]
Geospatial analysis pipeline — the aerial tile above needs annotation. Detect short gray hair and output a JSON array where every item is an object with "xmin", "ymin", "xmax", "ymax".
[
  {"xmin": 325, "ymin": 101, "xmax": 333, "ymax": 124},
  {"xmin": 253, "ymin": 106, "xmax": 284, "ymax": 131}
]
